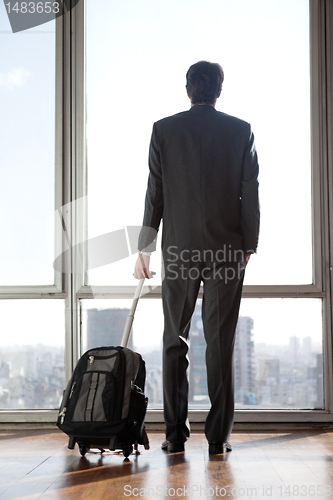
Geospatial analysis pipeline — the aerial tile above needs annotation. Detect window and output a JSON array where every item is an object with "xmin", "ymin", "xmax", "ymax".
[
  {"xmin": 1, "ymin": 0, "xmax": 332, "ymax": 424},
  {"xmin": 80, "ymin": 298, "xmax": 323, "ymax": 410},
  {"xmin": 85, "ymin": 0, "xmax": 325, "ymax": 415},
  {"xmin": 0, "ymin": 16, "xmax": 56, "ymax": 285},
  {"xmin": 0, "ymin": 8, "xmax": 65, "ymax": 415},
  {"xmin": 86, "ymin": 0, "xmax": 312, "ymax": 287},
  {"xmin": 0, "ymin": 300, "xmax": 65, "ymax": 409}
]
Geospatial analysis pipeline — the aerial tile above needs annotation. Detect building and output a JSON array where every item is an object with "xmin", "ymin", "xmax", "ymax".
[
  {"xmin": 188, "ymin": 307, "xmax": 256, "ymax": 407},
  {"xmin": 188, "ymin": 306, "xmax": 208, "ymax": 405},
  {"xmin": 86, "ymin": 308, "xmax": 132, "ymax": 350},
  {"xmin": 234, "ymin": 317, "xmax": 256, "ymax": 405}
]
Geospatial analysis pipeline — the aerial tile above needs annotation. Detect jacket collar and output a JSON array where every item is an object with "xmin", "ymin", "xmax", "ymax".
[{"xmin": 189, "ymin": 104, "xmax": 216, "ymax": 112}]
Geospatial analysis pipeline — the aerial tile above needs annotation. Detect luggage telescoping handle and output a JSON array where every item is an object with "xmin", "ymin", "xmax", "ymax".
[{"xmin": 120, "ymin": 272, "xmax": 155, "ymax": 348}]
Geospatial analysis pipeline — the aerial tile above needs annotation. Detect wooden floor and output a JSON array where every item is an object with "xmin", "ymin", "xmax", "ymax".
[{"xmin": 1, "ymin": 430, "xmax": 333, "ymax": 499}]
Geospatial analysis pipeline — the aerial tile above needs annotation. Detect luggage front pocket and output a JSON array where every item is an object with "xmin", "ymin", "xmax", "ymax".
[{"xmin": 71, "ymin": 371, "xmax": 115, "ymax": 422}]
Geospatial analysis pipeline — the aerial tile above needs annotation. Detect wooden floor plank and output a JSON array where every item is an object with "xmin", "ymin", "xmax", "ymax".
[{"xmin": 1, "ymin": 430, "xmax": 333, "ymax": 499}]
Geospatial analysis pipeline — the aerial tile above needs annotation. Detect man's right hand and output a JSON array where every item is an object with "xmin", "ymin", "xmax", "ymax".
[{"xmin": 134, "ymin": 253, "xmax": 153, "ymax": 279}]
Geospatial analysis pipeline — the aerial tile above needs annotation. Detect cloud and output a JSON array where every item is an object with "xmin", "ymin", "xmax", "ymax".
[{"xmin": 0, "ymin": 68, "xmax": 31, "ymax": 89}]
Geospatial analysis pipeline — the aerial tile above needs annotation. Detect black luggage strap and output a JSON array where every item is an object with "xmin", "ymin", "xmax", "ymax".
[{"xmin": 85, "ymin": 372, "xmax": 99, "ymax": 421}]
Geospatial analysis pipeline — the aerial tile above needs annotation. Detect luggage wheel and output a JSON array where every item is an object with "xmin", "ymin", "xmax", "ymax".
[
  {"xmin": 68, "ymin": 436, "xmax": 76, "ymax": 450},
  {"xmin": 79, "ymin": 444, "xmax": 89, "ymax": 456},
  {"xmin": 123, "ymin": 445, "xmax": 133, "ymax": 458}
]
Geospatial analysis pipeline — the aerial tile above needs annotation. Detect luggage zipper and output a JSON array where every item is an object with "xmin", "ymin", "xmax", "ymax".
[
  {"xmin": 89, "ymin": 353, "xmax": 117, "ymax": 360},
  {"xmin": 58, "ymin": 407, "xmax": 67, "ymax": 424},
  {"xmin": 88, "ymin": 353, "xmax": 116, "ymax": 365},
  {"xmin": 69, "ymin": 381, "xmax": 76, "ymax": 398},
  {"xmin": 131, "ymin": 381, "xmax": 144, "ymax": 395}
]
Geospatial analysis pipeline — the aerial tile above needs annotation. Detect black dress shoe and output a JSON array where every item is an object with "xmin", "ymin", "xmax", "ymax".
[
  {"xmin": 161, "ymin": 439, "xmax": 185, "ymax": 452},
  {"xmin": 208, "ymin": 441, "xmax": 232, "ymax": 454}
]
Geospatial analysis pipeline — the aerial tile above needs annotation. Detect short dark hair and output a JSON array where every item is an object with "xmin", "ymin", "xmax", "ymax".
[{"xmin": 186, "ymin": 61, "xmax": 224, "ymax": 105}]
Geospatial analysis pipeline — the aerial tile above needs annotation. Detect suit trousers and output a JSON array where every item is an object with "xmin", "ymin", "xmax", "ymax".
[{"xmin": 162, "ymin": 258, "xmax": 246, "ymax": 443}]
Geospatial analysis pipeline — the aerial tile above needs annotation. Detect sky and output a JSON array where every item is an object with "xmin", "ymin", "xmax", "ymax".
[{"xmin": 0, "ymin": 0, "xmax": 320, "ymax": 352}]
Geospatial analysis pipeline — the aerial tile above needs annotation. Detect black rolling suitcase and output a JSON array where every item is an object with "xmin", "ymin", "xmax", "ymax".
[{"xmin": 56, "ymin": 277, "xmax": 150, "ymax": 458}]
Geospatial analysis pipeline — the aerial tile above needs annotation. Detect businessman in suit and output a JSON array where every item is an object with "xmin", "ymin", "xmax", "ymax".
[{"xmin": 134, "ymin": 61, "xmax": 260, "ymax": 454}]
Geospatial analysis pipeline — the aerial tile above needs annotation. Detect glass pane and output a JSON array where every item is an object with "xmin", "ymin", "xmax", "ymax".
[
  {"xmin": 86, "ymin": 0, "xmax": 311, "ymax": 286},
  {"xmin": 81, "ymin": 298, "xmax": 323, "ymax": 410},
  {"xmin": 0, "ymin": 300, "xmax": 65, "ymax": 409},
  {"xmin": 0, "ymin": 10, "xmax": 55, "ymax": 285}
]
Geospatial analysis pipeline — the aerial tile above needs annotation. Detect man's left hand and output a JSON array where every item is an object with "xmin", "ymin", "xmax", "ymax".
[{"xmin": 245, "ymin": 253, "xmax": 252, "ymax": 265}]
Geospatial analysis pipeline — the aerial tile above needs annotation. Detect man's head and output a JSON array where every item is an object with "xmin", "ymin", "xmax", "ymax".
[{"xmin": 186, "ymin": 61, "xmax": 224, "ymax": 106}]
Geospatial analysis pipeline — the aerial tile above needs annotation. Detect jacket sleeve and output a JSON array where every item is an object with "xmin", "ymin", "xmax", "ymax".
[
  {"xmin": 240, "ymin": 125, "xmax": 260, "ymax": 253},
  {"xmin": 138, "ymin": 123, "xmax": 164, "ymax": 252}
]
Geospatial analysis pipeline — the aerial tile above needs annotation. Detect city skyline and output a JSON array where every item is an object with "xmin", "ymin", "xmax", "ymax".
[{"xmin": 0, "ymin": 307, "xmax": 323, "ymax": 410}]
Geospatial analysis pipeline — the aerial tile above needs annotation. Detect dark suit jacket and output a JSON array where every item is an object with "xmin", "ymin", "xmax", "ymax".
[{"xmin": 138, "ymin": 104, "xmax": 260, "ymax": 262}]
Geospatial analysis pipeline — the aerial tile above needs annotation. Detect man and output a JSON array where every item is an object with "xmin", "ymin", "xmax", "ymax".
[{"xmin": 134, "ymin": 61, "xmax": 260, "ymax": 454}]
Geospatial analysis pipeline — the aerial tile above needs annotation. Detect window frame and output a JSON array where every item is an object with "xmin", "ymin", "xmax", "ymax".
[{"xmin": 0, "ymin": 0, "xmax": 333, "ymax": 425}]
